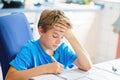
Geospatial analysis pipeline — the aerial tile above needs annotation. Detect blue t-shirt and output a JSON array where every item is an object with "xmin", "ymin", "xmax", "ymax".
[{"xmin": 10, "ymin": 40, "xmax": 77, "ymax": 70}]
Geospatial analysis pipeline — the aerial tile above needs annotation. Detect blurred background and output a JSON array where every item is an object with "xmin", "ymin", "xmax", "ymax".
[{"xmin": 0, "ymin": 0, "xmax": 120, "ymax": 79}]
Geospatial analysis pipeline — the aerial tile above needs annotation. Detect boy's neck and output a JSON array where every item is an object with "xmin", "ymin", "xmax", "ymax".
[{"xmin": 46, "ymin": 50, "xmax": 54, "ymax": 56}]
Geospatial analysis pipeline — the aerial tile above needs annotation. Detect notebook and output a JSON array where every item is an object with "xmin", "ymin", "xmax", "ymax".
[{"xmin": 28, "ymin": 68, "xmax": 89, "ymax": 80}]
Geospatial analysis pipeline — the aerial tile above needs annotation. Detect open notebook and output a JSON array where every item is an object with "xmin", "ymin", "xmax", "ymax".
[{"xmin": 28, "ymin": 68, "xmax": 89, "ymax": 80}]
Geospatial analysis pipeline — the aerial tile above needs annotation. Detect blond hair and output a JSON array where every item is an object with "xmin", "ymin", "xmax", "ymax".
[{"xmin": 38, "ymin": 9, "xmax": 72, "ymax": 33}]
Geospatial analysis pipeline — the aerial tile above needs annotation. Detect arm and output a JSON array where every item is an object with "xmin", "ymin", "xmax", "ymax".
[
  {"xmin": 66, "ymin": 32, "xmax": 92, "ymax": 71},
  {"xmin": 54, "ymin": 23, "xmax": 92, "ymax": 71},
  {"xmin": 5, "ymin": 62, "xmax": 64, "ymax": 80}
]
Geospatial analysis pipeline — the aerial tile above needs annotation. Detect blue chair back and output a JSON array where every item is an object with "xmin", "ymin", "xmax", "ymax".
[{"xmin": 0, "ymin": 13, "xmax": 33, "ymax": 80}]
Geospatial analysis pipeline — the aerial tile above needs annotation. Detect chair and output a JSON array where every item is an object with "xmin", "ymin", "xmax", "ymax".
[{"xmin": 0, "ymin": 13, "xmax": 33, "ymax": 80}]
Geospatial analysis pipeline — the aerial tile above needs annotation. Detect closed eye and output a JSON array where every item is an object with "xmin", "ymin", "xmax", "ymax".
[
  {"xmin": 52, "ymin": 34, "xmax": 59, "ymax": 38},
  {"xmin": 52, "ymin": 33, "xmax": 64, "ymax": 39}
]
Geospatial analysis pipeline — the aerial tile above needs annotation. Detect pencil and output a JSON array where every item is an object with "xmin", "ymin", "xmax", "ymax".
[{"xmin": 51, "ymin": 56, "xmax": 57, "ymax": 62}]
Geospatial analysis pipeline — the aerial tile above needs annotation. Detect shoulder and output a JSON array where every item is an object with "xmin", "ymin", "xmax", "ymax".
[
  {"xmin": 25, "ymin": 40, "xmax": 37, "ymax": 47},
  {"xmin": 22, "ymin": 40, "xmax": 38, "ymax": 49},
  {"xmin": 16, "ymin": 40, "xmax": 39, "ymax": 58},
  {"xmin": 18, "ymin": 40, "xmax": 39, "ymax": 54}
]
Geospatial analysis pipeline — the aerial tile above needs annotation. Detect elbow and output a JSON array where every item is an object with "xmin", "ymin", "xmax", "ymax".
[
  {"xmin": 81, "ymin": 66, "xmax": 92, "ymax": 71},
  {"xmin": 84, "ymin": 65, "xmax": 92, "ymax": 71},
  {"xmin": 81, "ymin": 63, "xmax": 93, "ymax": 71},
  {"xmin": 85, "ymin": 60, "xmax": 93, "ymax": 71}
]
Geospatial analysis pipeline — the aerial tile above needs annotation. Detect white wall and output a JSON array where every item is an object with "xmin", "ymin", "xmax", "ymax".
[
  {"xmin": 84, "ymin": 2, "xmax": 120, "ymax": 63},
  {"xmin": 64, "ymin": 11, "xmax": 97, "ymax": 62}
]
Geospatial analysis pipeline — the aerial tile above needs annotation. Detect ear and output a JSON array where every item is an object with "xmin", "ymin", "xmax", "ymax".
[{"xmin": 38, "ymin": 26, "xmax": 44, "ymax": 35}]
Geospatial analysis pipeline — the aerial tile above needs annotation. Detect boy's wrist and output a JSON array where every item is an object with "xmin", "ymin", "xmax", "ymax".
[{"xmin": 65, "ymin": 31, "xmax": 75, "ymax": 40}]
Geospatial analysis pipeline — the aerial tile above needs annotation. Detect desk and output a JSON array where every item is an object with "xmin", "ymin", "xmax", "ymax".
[{"xmin": 28, "ymin": 59, "xmax": 120, "ymax": 80}]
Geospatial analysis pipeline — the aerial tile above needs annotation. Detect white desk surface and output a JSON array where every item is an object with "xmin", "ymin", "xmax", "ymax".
[{"xmin": 28, "ymin": 59, "xmax": 120, "ymax": 80}]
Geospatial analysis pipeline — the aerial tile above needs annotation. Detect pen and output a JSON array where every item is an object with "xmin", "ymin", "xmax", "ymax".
[
  {"xmin": 51, "ymin": 56, "xmax": 57, "ymax": 62},
  {"xmin": 112, "ymin": 66, "xmax": 117, "ymax": 72}
]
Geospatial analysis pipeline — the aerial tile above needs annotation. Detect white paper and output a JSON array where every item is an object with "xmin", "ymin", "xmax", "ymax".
[
  {"xmin": 28, "ymin": 74, "xmax": 64, "ymax": 80},
  {"xmin": 57, "ymin": 68, "xmax": 89, "ymax": 80},
  {"xmin": 87, "ymin": 67, "xmax": 120, "ymax": 80},
  {"xmin": 28, "ymin": 68, "xmax": 88, "ymax": 80},
  {"xmin": 94, "ymin": 59, "xmax": 120, "ymax": 75}
]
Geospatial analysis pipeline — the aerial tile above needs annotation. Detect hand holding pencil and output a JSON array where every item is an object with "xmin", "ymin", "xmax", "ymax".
[{"xmin": 45, "ymin": 56, "xmax": 64, "ymax": 74}]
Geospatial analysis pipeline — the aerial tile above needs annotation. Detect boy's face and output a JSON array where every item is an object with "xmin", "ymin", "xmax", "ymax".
[{"xmin": 40, "ymin": 28, "xmax": 64, "ymax": 51}]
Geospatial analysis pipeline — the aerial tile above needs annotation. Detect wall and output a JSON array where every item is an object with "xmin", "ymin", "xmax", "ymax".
[
  {"xmin": 84, "ymin": 2, "xmax": 120, "ymax": 63},
  {"xmin": 64, "ymin": 11, "xmax": 97, "ymax": 62}
]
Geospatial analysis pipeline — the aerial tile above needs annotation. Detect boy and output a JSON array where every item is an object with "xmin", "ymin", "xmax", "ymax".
[{"xmin": 5, "ymin": 9, "xmax": 92, "ymax": 80}]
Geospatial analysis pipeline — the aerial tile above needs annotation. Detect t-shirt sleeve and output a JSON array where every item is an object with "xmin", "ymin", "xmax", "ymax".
[
  {"xmin": 10, "ymin": 46, "xmax": 32, "ymax": 70},
  {"xmin": 65, "ymin": 46, "xmax": 77, "ymax": 68},
  {"xmin": 59, "ymin": 43, "xmax": 77, "ymax": 68}
]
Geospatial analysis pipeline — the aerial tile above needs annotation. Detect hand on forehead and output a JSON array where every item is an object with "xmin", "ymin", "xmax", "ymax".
[{"xmin": 54, "ymin": 21, "xmax": 69, "ymax": 30}]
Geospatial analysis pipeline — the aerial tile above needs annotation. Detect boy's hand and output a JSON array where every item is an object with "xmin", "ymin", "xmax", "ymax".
[
  {"xmin": 54, "ymin": 22, "xmax": 74, "ymax": 39},
  {"xmin": 46, "ymin": 62, "xmax": 64, "ymax": 74}
]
